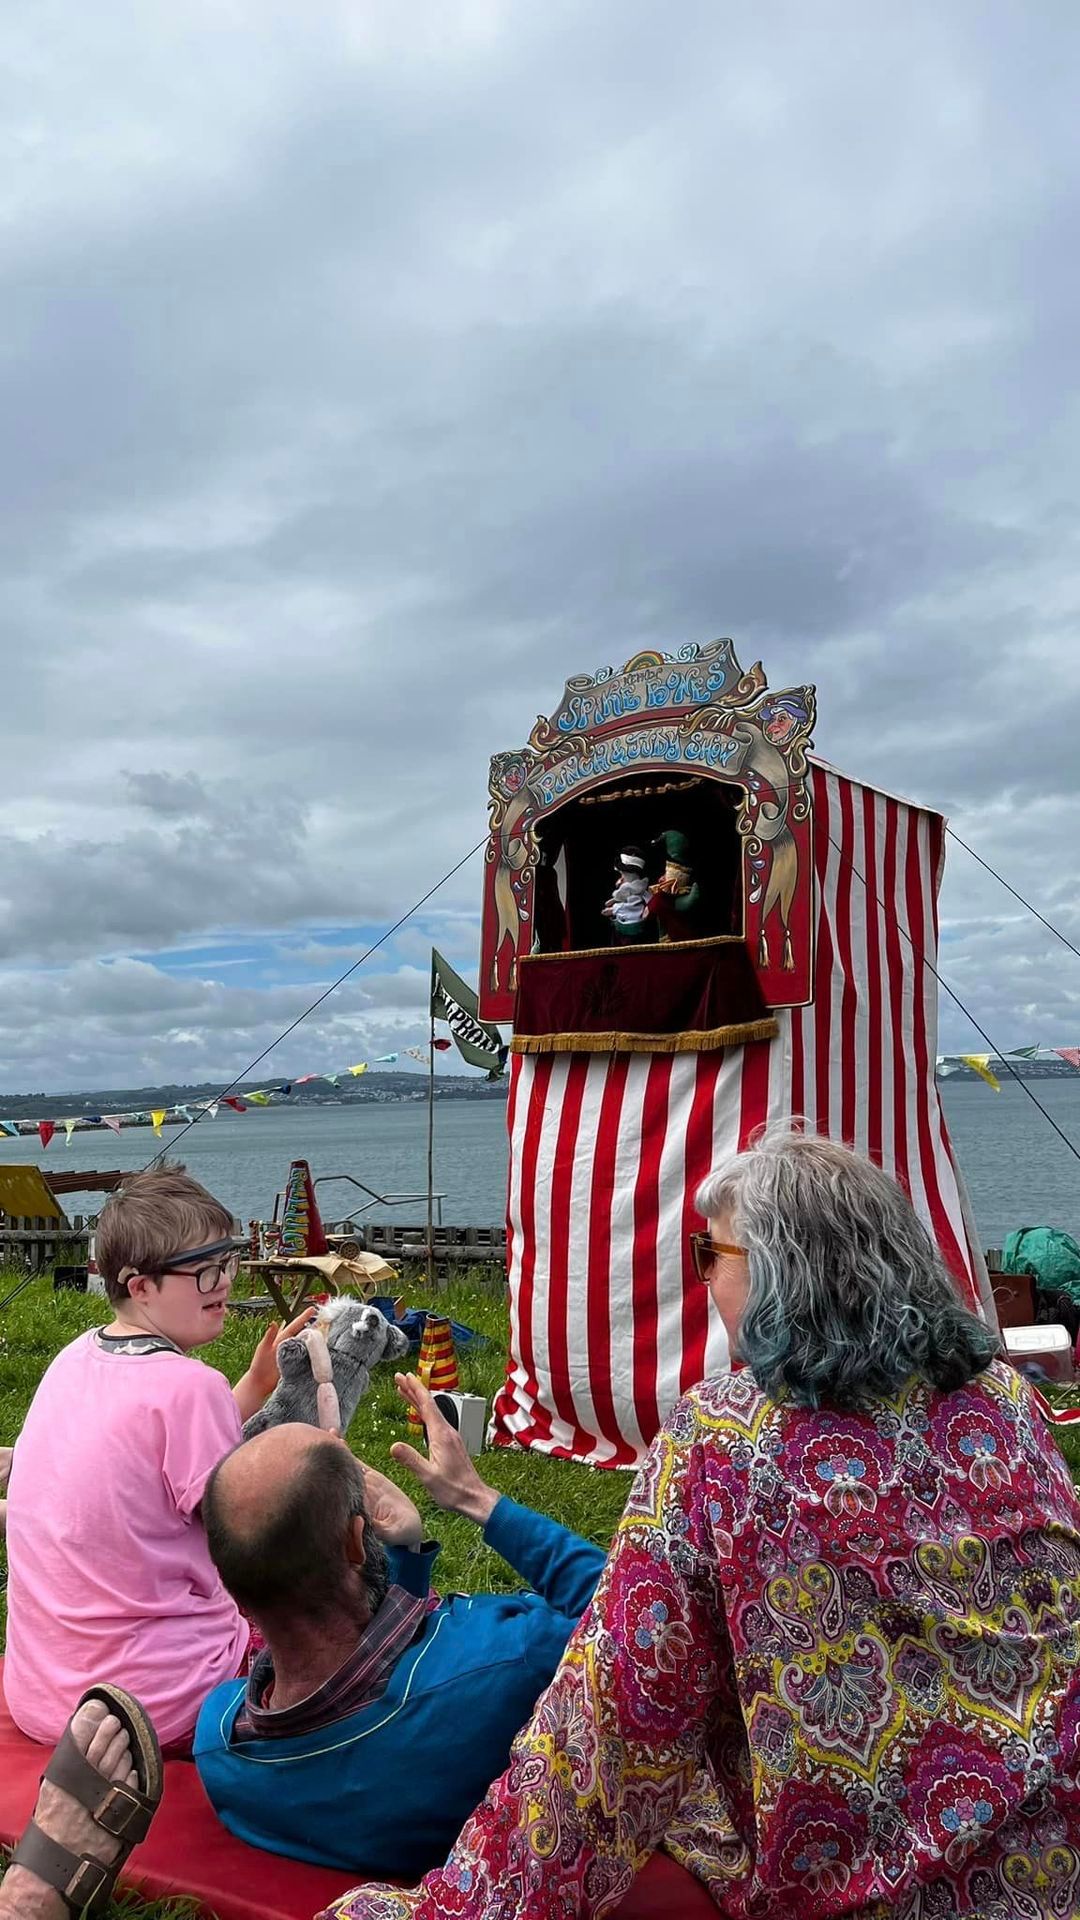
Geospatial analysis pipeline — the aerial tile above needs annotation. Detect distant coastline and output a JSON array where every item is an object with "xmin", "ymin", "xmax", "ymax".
[
  {"xmin": 0, "ymin": 1059, "xmax": 1072, "ymax": 1132},
  {"xmin": 0, "ymin": 1070, "xmax": 509, "ymax": 1130}
]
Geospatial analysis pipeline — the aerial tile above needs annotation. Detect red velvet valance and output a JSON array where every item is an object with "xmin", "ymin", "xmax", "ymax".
[{"xmin": 511, "ymin": 937, "xmax": 778, "ymax": 1055}]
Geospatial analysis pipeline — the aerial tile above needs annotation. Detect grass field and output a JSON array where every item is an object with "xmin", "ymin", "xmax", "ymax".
[{"xmin": 0, "ymin": 1268, "xmax": 629, "ymax": 1917}]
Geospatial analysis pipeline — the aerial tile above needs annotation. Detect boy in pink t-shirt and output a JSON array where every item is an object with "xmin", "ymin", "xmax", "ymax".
[{"xmin": 4, "ymin": 1163, "xmax": 311, "ymax": 1749}]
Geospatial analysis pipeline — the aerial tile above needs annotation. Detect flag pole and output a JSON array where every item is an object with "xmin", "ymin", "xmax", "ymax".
[{"xmin": 426, "ymin": 1009, "xmax": 436, "ymax": 1291}]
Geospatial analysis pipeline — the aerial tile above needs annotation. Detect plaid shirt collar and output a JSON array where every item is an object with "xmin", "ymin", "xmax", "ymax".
[{"xmin": 235, "ymin": 1583, "xmax": 438, "ymax": 1741}]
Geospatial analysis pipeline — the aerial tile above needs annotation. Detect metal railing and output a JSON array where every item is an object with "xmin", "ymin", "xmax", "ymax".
[{"xmin": 309, "ymin": 1173, "xmax": 446, "ymax": 1228}]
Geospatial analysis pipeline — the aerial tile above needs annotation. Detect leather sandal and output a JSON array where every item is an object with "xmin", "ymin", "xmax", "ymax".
[{"xmin": 9, "ymin": 1684, "xmax": 162, "ymax": 1916}]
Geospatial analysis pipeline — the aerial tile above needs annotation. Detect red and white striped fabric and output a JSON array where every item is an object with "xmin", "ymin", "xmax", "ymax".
[{"xmin": 490, "ymin": 762, "xmax": 990, "ymax": 1467}]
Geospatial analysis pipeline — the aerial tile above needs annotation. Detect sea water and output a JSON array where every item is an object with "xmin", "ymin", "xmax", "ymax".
[{"xmin": 0, "ymin": 1079, "xmax": 1077, "ymax": 1246}]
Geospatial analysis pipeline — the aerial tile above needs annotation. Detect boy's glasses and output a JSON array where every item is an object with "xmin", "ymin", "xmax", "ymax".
[
  {"xmin": 140, "ymin": 1237, "xmax": 245, "ymax": 1295},
  {"xmin": 689, "ymin": 1231, "xmax": 748, "ymax": 1283}
]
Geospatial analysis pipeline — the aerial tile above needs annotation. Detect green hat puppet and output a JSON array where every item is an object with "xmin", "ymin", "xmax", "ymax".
[{"xmin": 647, "ymin": 829, "xmax": 701, "ymax": 941}]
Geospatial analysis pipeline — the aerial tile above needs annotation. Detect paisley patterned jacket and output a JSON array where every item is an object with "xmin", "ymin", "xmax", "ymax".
[{"xmin": 321, "ymin": 1358, "xmax": 1080, "ymax": 1919}]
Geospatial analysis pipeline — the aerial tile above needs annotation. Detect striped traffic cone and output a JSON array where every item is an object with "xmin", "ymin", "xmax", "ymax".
[{"xmin": 418, "ymin": 1314, "xmax": 460, "ymax": 1395}]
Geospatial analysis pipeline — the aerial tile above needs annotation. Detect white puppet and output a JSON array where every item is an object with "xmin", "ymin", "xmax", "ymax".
[{"xmin": 603, "ymin": 845, "xmax": 651, "ymax": 937}]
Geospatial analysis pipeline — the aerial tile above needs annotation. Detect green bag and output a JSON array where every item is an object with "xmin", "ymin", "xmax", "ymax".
[{"xmin": 1003, "ymin": 1227, "xmax": 1080, "ymax": 1307}]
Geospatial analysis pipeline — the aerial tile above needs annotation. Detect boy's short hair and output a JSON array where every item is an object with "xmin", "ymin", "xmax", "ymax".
[{"xmin": 95, "ymin": 1162, "xmax": 236, "ymax": 1304}]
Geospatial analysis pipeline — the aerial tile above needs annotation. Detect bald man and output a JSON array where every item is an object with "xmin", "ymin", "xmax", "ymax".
[{"xmin": 193, "ymin": 1374, "xmax": 607, "ymax": 1882}]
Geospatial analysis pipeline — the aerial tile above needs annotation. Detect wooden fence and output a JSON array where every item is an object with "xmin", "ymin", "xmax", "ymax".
[
  {"xmin": 0, "ymin": 1214, "xmax": 97, "ymax": 1272},
  {"xmin": 355, "ymin": 1221, "xmax": 507, "ymax": 1270}
]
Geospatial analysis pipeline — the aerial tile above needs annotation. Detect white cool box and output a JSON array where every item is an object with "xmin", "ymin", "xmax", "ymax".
[
  {"xmin": 1004, "ymin": 1323, "xmax": 1076, "ymax": 1385},
  {"xmin": 431, "ymin": 1391, "xmax": 488, "ymax": 1455}
]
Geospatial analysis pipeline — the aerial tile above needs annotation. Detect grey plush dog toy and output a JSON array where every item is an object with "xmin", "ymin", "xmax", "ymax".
[{"xmin": 242, "ymin": 1297, "xmax": 410, "ymax": 1439}]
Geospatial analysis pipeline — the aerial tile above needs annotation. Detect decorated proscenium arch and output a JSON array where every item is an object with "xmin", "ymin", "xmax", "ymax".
[
  {"xmin": 479, "ymin": 638, "xmax": 817, "ymax": 1021},
  {"xmin": 482, "ymin": 637, "xmax": 994, "ymax": 1469}
]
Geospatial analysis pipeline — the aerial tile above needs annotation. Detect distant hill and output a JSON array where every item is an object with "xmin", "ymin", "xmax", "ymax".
[
  {"xmin": 940, "ymin": 1059, "xmax": 1080, "ymax": 1084},
  {"xmin": 0, "ymin": 1070, "xmax": 508, "ymax": 1121}
]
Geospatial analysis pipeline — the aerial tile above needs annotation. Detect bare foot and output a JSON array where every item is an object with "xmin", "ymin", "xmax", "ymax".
[{"xmin": 0, "ymin": 1699, "xmax": 139, "ymax": 1920}]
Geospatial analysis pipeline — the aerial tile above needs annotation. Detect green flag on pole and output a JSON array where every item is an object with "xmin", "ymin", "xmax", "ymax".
[{"xmin": 430, "ymin": 950, "xmax": 506, "ymax": 1075}]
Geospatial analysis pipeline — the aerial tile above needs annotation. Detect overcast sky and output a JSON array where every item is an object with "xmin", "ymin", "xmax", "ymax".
[{"xmin": 3, "ymin": 0, "xmax": 1079, "ymax": 1093}]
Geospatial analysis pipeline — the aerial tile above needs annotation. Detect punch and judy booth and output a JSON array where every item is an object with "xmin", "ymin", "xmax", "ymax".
[{"xmin": 478, "ymin": 637, "xmax": 992, "ymax": 1467}]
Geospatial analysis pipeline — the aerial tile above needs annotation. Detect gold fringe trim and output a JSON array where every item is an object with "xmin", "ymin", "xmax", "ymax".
[
  {"xmin": 518, "ymin": 936, "xmax": 747, "ymax": 966},
  {"xmin": 510, "ymin": 1017, "xmax": 779, "ymax": 1056}
]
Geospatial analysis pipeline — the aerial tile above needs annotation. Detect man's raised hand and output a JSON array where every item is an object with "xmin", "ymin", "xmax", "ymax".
[
  {"xmin": 390, "ymin": 1373, "xmax": 499, "ymax": 1527},
  {"xmin": 360, "ymin": 1462, "xmax": 424, "ymax": 1550}
]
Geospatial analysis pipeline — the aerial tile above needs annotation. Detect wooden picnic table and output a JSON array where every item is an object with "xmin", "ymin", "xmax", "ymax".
[
  {"xmin": 240, "ymin": 1261, "xmax": 319, "ymax": 1320},
  {"xmin": 239, "ymin": 1254, "xmax": 385, "ymax": 1321}
]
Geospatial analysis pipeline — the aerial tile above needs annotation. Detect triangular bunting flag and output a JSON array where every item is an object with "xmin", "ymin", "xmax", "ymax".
[
  {"xmin": 1055, "ymin": 1048, "xmax": 1080, "ymax": 1070},
  {"xmin": 325, "ymin": 1074, "xmax": 340, "ymax": 1087},
  {"xmin": 177, "ymin": 1106, "xmax": 194, "ymax": 1123},
  {"xmin": 222, "ymin": 1097, "xmax": 247, "ymax": 1112},
  {"xmin": 151, "ymin": 1109, "xmax": 167, "ymax": 1135},
  {"xmin": 375, "ymin": 1053, "xmax": 399, "ymax": 1063},
  {"xmin": 294, "ymin": 1074, "xmax": 320, "ymax": 1085},
  {"xmin": 205, "ymin": 1103, "xmax": 219, "ymax": 1119},
  {"xmin": 1008, "ymin": 1045, "xmax": 1041, "ymax": 1058},
  {"xmin": 102, "ymin": 1114, "xmax": 123, "ymax": 1134},
  {"xmin": 936, "ymin": 1058, "xmax": 961, "ymax": 1077},
  {"xmin": 247, "ymin": 1091, "xmax": 272, "ymax": 1107},
  {"xmin": 404, "ymin": 1047, "xmax": 427, "ymax": 1064},
  {"xmin": 960, "ymin": 1055, "xmax": 1000, "ymax": 1091},
  {"xmin": 277, "ymin": 1084, "xmax": 292, "ymax": 1097},
  {"xmin": 63, "ymin": 1118, "xmax": 77, "ymax": 1144},
  {"xmin": 0, "ymin": 1120, "xmax": 20, "ymax": 1137},
  {"xmin": 348, "ymin": 1063, "xmax": 368, "ymax": 1077},
  {"xmin": 433, "ymin": 1037, "xmax": 452, "ymax": 1052},
  {"xmin": 38, "ymin": 1121, "xmax": 55, "ymax": 1150}
]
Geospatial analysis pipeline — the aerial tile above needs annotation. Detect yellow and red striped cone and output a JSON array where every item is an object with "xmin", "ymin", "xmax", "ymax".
[{"xmin": 418, "ymin": 1314, "xmax": 460, "ymax": 1395}]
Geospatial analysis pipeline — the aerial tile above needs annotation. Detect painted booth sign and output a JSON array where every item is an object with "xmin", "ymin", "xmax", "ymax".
[
  {"xmin": 534, "ymin": 637, "xmax": 752, "ymax": 739},
  {"xmin": 479, "ymin": 638, "xmax": 816, "ymax": 1023}
]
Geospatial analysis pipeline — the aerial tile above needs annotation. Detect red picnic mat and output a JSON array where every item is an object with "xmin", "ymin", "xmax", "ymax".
[{"xmin": 0, "ymin": 1662, "xmax": 712, "ymax": 1918}]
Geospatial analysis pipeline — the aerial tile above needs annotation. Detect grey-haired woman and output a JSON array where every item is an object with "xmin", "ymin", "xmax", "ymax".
[{"xmin": 320, "ymin": 1131, "xmax": 1080, "ymax": 1920}]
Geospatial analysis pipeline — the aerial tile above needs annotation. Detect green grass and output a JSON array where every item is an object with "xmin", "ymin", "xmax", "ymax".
[{"xmin": 0, "ymin": 1268, "xmax": 629, "ymax": 1917}]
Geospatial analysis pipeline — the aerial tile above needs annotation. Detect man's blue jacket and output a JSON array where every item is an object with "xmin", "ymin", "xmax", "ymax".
[{"xmin": 194, "ymin": 1497, "xmax": 606, "ymax": 1879}]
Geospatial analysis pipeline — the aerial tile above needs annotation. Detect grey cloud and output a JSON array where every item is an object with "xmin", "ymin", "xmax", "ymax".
[
  {"xmin": 3, "ymin": 0, "xmax": 1080, "ymax": 1084},
  {"xmin": 124, "ymin": 771, "xmax": 213, "ymax": 817},
  {"xmin": 0, "ymin": 779, "xmax": 381, "ymax": 965},
  {"xmin": 0, "ymin": 956, "xmax": 439, "ymax": 1090}
]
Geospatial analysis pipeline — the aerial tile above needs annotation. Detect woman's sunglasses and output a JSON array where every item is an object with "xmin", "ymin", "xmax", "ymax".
[{"xmin": 689, "ymin": 1231, "xmax": 748, "ymax": 1283}]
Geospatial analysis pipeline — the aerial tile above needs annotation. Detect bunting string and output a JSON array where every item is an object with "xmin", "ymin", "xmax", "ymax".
[
  {"xmin": 935, "ymin": 1046, "xmax": 1080, "ymax": 1094},
  {"xmin": 3, "ymin": 1038, "xmax": 1076, "ymax": 1148},
  {"xmin": 0, "ymin": 1054, "xmax": 451, "ymax": 1146}
]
